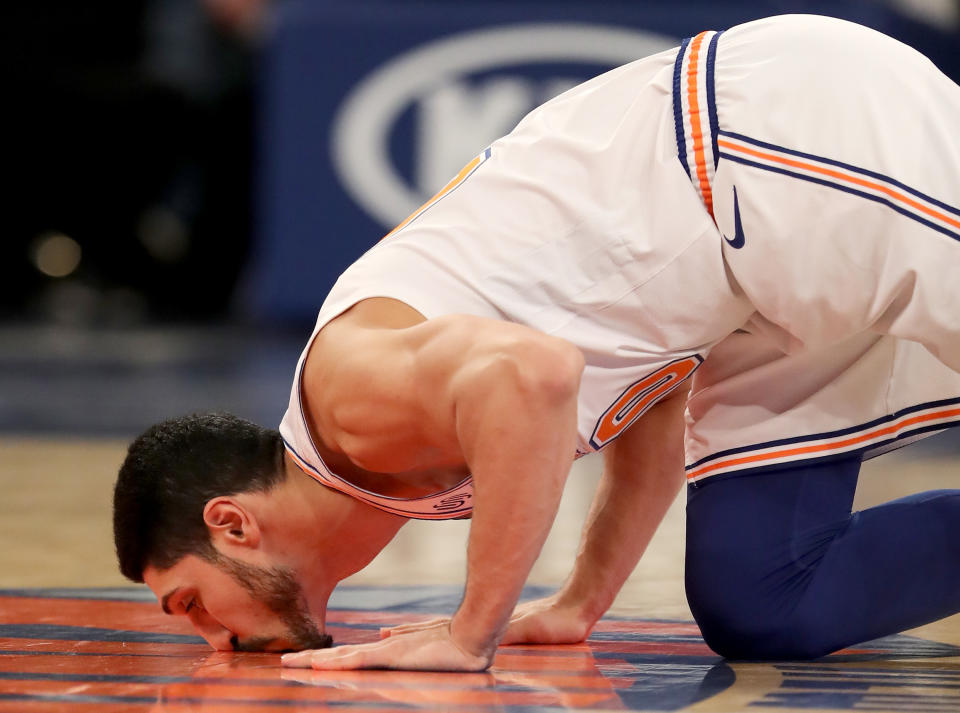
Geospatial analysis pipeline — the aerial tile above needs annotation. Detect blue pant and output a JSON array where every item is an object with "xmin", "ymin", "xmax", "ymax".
[{"xmin": 685, "ymin": 457, "xmax": 960, "ymax": 659}]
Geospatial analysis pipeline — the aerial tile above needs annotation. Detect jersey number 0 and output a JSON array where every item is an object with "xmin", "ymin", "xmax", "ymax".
[{"xmin": 589, "ymin": 355, "xmax": 702, "ymax": 450}]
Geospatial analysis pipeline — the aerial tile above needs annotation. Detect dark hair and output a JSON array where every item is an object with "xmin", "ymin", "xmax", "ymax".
[{"xmin": 113, "ymin": 412, "xmax": 285, "ymax": 582}]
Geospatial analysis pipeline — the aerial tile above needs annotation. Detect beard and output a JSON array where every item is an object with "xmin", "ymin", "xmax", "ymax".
[{"xmin": 216, "ymin": 555, "xmax": 333, "ymax": 652}]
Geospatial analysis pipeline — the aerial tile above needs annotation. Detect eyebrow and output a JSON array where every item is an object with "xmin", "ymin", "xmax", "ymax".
[{"xmin": 160, "ymin": 588, "xmax": 180, "ymax": 615}]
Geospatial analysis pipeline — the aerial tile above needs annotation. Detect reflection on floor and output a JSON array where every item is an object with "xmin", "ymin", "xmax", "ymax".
[{"xmin": 2, "ymin": 587, "xmax": 960, "ymax": 713}]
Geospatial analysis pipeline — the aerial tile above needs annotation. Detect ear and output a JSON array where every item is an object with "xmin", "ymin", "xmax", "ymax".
[{"xmin": 202, "ymin": 497, "xmax": 262, "ymax": 551}]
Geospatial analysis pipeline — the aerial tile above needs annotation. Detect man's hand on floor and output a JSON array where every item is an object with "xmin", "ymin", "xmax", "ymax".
[
  {"xmin": 280, "ymin": 623, "xmax": 492, "ymax": 672},
  {"xmin": 380, "ymin": 595, "xmax": 593, "ymax": 647}
]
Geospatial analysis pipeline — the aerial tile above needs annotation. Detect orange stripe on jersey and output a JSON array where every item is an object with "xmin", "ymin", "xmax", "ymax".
[
  {"xmin": 686, "ymin": 406, "xmax": 960, "ymax": 481},
  {"xmin": 383, "ymin": 150, "xmax": 489, "ymax": 240},
  {"xmin": 717, "ymin": 139, "xmax": 960, "ymax": 232},
  {"xmin": 685, "ymin": 32, "xmax": 714, "ymax": 218}
]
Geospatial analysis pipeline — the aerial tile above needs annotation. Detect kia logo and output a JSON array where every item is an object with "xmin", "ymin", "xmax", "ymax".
[{"xmin": 331, "ymin": 23, "xmax": 676, "ymax": 228}]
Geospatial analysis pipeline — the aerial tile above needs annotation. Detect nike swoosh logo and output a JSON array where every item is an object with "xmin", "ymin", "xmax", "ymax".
[{"xmin": 724, "ymin": 187, "xmax": 746, "ymax": 249}]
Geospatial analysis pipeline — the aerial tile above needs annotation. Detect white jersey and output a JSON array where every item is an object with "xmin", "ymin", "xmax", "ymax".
[
  {"xmin": 676, "ymin": 16, "xmax": 960, "ymax": 480},
  {"xmin": 281, "ymin": 15, "xmax": 960, "ymax": 517}
]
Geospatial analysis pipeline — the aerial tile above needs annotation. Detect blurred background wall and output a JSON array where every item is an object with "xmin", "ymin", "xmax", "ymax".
[
  {"xmin": 7, "ymin": 0, "xmax": 256, "ymax": 325},
  {"xmin": 3, "ymin": 0, "xmax": 960, "ymax": 441},
  {"xmin": 248, "ymin": 0, "xmax": 960, "ymax": 323},
  {"xmin": 4, "ymin": 0, "xmax": 958, "ymax": 328}
]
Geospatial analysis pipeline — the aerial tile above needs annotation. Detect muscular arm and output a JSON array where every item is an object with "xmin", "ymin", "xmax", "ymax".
[
  {"xmin": 380, "ymin": 378, "xmax": 690, "ymax": 646},
  {"xmin": 446, "ymin": 323, "xmax": 584, "ymax": 659},
  {"xmin": 553, "ymin": 384, "xmax": 689, "ymax": 630},
  {"xmin": 289, "ymin": 304, "xmax": 585, "ymax": 669}
]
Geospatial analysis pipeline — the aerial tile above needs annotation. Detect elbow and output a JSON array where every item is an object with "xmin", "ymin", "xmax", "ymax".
[
  {"xmin": 504, "ymin": 336, "xmax": 584, "ymax": 405},
  {"xmin": 546, "ymin": 339, "xmax": 586, "ymax": 399}
]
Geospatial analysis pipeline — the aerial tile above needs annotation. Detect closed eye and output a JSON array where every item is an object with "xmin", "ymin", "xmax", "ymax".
[{"xmin": 185, "ymin": 599, "xmax": 196, "ymax": 614}]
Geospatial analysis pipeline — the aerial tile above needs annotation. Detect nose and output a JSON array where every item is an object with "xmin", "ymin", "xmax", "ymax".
[
  {"xmin": 204, "ymin": 626, "xmax": 236, "ymax": 652},
  {"xmin": 187, "ymin": 608, "xmax": 235, "ymax": 651}
]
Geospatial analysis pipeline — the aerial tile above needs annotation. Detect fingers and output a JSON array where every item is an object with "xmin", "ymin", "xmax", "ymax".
[
  {"xmin": 382, "ymin": 599, "xmax": 549, "ymax": 646},
  {"xmin": 280, "ymin": 649, "xmax": 319, "ymax": 668},
  {"xmin": 280, "ymin": 624, "xmax": 492, "ymax": 672},
  {"xmin": 282, "ymin": 642, "xmax": 388, "ymax": 670},
  {"xmin": 509, "ymin": 598, "xmax": 555, "ymax": 619},
  {"xmin": 305, "ymin": 648, "xmax": 375, "ymax": 670},
  {"xmin": 380, "ymin": 617, "xmax": 450, "ymax": 639}
]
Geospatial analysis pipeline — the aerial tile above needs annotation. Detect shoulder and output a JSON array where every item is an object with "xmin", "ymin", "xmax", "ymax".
[
  {"xmin": 306, "ymin": 301, "xmax": 583, "ymax": 415},
  {"xmin": 315, "ymin": 298, "xmax": 581, "ymax": 373}
]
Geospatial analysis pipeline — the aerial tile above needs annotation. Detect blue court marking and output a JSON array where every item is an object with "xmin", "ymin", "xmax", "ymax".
[
  {"xmin": 0, "ymin": 587, "xmax": 158, "ymax": 602},
  {"xmin": 0, "ymin": 671, "xmax": 196, "ymax": 685},
  {"xmin": 757, "ymin": 691, "xmax": 957, "ymax": 711},
  {"xmin": 0, "ymin": 649, "xmax": 202, "ymax": 659},
  {"xmin": 0, "ymin": 623, "xmax": 205, "ymax": 645},
  {"xmin": 0, "ymin": 693, "xmax": 406, "ymax": 708},
  {"xmin": 751, "ymin": 661, "xmax": 960, "ymax": 712},
  {"xmin": 785, "ymin": 678, "xmax": 959, "ymax": 690},
  {"xmin": 777, "ymin": 664, "xmax": 960, "ymax": 680}
]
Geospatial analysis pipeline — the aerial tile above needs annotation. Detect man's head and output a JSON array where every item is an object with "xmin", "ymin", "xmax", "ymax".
[{"xmin": 113, "ymin": 412, "xmax": 332, "ymax": 651}]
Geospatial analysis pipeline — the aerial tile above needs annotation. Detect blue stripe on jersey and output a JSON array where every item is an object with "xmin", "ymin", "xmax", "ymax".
[
  {"xmin": 705, "ymin": 32, "xmax": 722, "ymax": 170},
  {"xmin": 685, "ymin": 396, "xmax": 960, "ymax": 473},
  {"xmin": 719, "ymin": 130, "xmax": 960, "ymax": 220},
  {"xmin": 718, "ymin": 152, "xmax": 960, "ymax": 243},
  {"xmin": 690, "ymin": 422, "xmax": 955, "ymax": 484},
  {"xmin": 672, "ymin": 37, "xmax": 692, "ymax": 178}
]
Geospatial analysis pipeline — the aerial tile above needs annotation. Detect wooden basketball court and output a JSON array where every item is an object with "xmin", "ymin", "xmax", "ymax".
[{"xmin": 2, "ymin": 433, "xmax": 958, "ymax": 712}]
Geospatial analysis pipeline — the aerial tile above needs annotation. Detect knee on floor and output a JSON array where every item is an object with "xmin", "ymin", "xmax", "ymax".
[{"xmin": 692, "ymin": 598, "xmax": 840, "ymax": 661}]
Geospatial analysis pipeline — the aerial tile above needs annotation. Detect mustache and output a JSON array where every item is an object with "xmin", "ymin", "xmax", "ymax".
[{"xmin": 230, "ymin": 632, "xmax": 333, "ymax": 652}]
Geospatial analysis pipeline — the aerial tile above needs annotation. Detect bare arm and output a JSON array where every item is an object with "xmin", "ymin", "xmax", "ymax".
[
  {"xmin": 549, "ymin": 383, "xmax": 689, "ymax": 632},
  {"xmin": 381, "ymin": 379, "xmax": 689, "ymax": 646},
  {"xmin": 446, "ymin": 322, "xmax": 584, "ymax": 659},
  {"xmin": 284, "ymin": 308, "xmax": 584, "ymax": 670}
]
